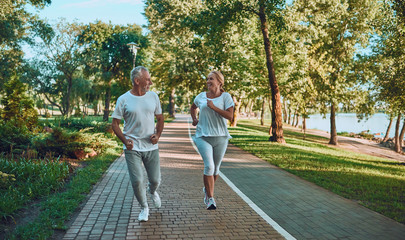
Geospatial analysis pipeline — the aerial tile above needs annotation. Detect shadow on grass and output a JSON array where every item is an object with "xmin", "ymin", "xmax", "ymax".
[{"xmin": 228, "ymin": 125, "xmax": 405, "ymax": 224}]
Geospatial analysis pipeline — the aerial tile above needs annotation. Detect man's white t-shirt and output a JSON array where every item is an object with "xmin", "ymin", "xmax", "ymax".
[
  {"xmin": 193, "ymin": 92, "xmax": 234, "ymax": 139},
  {"xmin": 112, "ymin": 91, "xmax": 162, "ymax": 151}
]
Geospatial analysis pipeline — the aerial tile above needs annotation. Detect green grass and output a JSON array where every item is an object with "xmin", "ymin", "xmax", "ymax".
[
  {"xmin": 229, "ymin": 119, "xmax": 405, "ymax": 224},
  {"xmin": 5, "ymin": 148, "xmax": 121, "ymax": 240}
]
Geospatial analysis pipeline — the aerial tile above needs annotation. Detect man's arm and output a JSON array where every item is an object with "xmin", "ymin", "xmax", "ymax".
[
  {"xmin": 112, "ymin": 118, "xmax": 133, "ymax": 150},
  {"xmin": 150, "ymin": 114, "xmax": 164, "ymax": 144}
]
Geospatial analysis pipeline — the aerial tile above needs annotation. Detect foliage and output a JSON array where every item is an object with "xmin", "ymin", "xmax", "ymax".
[
  {"xmin": 79, "ymin": 21, "xmax": 147, "ymax": 121},
  {"xmin": 291, "ymin": 0, "xmax": 381, "ymax": 144},
  {"xmin": 0, "ymin": 0, "xmax": 52, "ymax": 90},
  {"xmin": 0, "ymin": 157, "xmax": 70, "ymax": 220},
  {"xmin": 8, "ymin": 149, "xmax": 120, "ymax": 240},
  {"xmin": 23, "ymin": 19, "xmax": 86, "ymax": 117},
  {"xmin": 31, "ymin": 126, "xmax": 118, "ymax": 159},
  {"xmin": 0, "ymin": 121, "xmax": 33, "ymax": 154},
  {"xmin": 1, "ymin": 77, "xmax": 38, "ymax": 129},
  {"xmin": 42, "ymin": 117, "xmax": 113, "ymax": 133}
]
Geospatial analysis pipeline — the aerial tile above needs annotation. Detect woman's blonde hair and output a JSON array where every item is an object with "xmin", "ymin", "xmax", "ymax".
[{"xmin": 209, "ymin": 70, "xmax": 225, "ymax": 92}]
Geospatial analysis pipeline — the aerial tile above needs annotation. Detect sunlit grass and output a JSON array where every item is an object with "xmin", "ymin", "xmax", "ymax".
[{"xmin": 229, "ymin": 120, "xmax": 405, "ymax": 224}]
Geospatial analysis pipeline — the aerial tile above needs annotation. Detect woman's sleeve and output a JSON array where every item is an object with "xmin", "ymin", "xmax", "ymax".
[
  {"xmin": 193, "ymin": 92, "xmax": 202, "ymax": 107},
  {"xmin": 224, "ymin": 93, "xmax": 235, "ymax": 109}
]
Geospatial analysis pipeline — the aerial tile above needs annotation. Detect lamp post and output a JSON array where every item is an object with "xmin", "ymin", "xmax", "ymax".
[{"xmin": 127, "ymin": 42, "xmax": 140, "ymax": 68}]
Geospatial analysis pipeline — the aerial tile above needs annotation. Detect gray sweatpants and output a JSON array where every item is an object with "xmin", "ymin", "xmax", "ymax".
[
  {"xmin": 193, "ymin": 136, "xmax": 228, "ymax": 176},
  {"xmin": 124, "ymin": 149, "xmax": 161, "ymax": 208}
]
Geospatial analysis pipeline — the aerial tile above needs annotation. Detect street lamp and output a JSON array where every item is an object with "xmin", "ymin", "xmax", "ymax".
[{"xmin": 127, "ymin": 42, "xmax": 140, "ymax": 68}]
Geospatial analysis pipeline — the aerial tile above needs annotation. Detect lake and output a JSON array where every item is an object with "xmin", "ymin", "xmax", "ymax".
[{"xmin": 305, "ymin": 113, "xmax": 402, "ymax": 138}]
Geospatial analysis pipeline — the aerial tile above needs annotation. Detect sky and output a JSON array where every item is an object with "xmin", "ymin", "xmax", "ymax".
[{"xmin": 30, "ymin": 0, "xmax": 148, "ymax": 28}]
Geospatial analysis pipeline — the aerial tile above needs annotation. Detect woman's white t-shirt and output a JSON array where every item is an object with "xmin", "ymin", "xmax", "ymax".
[
  {"xmin": 193, "ymin": 92, "xmax": 234, "ymax": 139},
  {"xmin": 112, "ymin": 91, "xmax": 162, "ymax": 151}
]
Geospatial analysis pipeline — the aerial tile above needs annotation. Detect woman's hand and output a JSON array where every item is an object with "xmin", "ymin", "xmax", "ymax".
[
  {"xmin": 207, "ymin": 99, "xmax": 215, "ymax": 109},
  {"xmin": 192, "ymin": 118, "xmax": 199, "ymax": 126}
]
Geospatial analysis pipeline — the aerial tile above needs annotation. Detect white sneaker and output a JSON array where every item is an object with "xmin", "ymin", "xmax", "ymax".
[
  {"xmin": 206, "ymin": 197, "xmax": 216, "ymax": 210},
  {"xmin": 203, "ymin": 187, "xmax": 208, "ymax": 205},
  {"xmin": 138, "ymin": 207, "xmax": 149, "ymax": 222},
  {"xmin": 148, "ymin": 187, "xmax": 161, "ymax": 208}
]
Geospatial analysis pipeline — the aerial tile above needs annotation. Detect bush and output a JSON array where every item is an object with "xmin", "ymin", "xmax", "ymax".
[
  {"xmin": 0, "ymin": 120, "xmax": 32, "ymax": 153},
  {"xmin": 31, "ymin": 127, "xmax": 119, "ymax": 159},
  {"xmin": 31, "ymin": 128, "xmax": 88, "ymax": 159}
]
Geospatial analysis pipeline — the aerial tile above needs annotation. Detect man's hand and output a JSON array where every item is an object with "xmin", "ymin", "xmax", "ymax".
[
  {"xmin": 150, "ymin": 134, "xmax": 160, "ymax": 144},
  {"xmin": 125, "ymin": 139, "xmax": 134, "ymax": 150}
]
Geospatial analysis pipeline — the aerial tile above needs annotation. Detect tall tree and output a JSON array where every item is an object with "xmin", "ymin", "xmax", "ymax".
[
  {"xmin": 186, "ymin": 0, "xmax": 287, "ymax": 143},
  {"xmin": 372, "ymin": 0, "xmax": 405, "ymax": 152},
  {"xmin": 292, "ymin": 0, "xmax": 380, "ymax": 145},
  {"xmin": 80, "ymin": 22, "xmax": 147, "ymax": 121},
  {"xmin": 0, "ymin": 0, "xmax": 52, "ymax": 90},
  {"xmin": 24, "ymin": 19, "xmax": 85, "ymax": 117}
]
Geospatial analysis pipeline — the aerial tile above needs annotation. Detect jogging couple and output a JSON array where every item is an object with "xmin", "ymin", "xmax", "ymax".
[{"xmin": 112, "ymin": 66, "xmax": 234, "ymax": 222}]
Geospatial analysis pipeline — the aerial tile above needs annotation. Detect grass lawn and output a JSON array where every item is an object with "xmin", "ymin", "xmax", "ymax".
[{"xmin": 229, "ymin": 119, "xmax": 405, "ymax": 224}]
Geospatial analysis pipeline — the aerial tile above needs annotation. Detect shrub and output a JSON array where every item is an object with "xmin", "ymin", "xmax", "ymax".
[
  {"xmin": 31, "ymin": 128, "xmax": 88, "ymax": 159},
  {"xmin": 0, "ymin": 120, "xmax": 32, "ymax": 153}
]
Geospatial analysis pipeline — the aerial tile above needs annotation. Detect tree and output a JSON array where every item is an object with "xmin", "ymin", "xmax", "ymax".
[
  {"xmin": 185, "ymin": 0, "xmax": 287, "ymax": 143},
  {"xmin": 292, "ymin": 0, "xmax": 380, "ymax": 145},
  {"xmin": 0, "ymin": 0, "xmax": 52, "ymax": 90},
  {"xmin": 1, "ymin": 76, "xmax": 38, "ymax": 129},
  {"xmin": 24, "ymin": 19, "xmax": 85, "ymax": 117},
  {"xmin": 371, "ymin": 0, "xmax": 405, "ymax": 152},
  {"xmin": 80, "ymin": 22, "xmax": 147, "ymax": 121}
]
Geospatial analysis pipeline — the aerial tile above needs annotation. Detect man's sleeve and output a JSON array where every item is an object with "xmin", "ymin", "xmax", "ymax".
[
  {"xmin": 111, "ymin": 97, "xmax": 123, "ymax": 119},
  {"xmin": 154, "ymin": 93, "xmax": 163, "ymax": 115}
]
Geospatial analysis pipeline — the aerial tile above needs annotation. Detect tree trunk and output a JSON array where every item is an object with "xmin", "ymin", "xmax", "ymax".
[
  {"xmin": 382, "ymin": 115, "xmax": 393, "ymax": 142},
  {"xmin": 258, "ymin": 6, "xmax": 285, "ymax": 143},
  {"xmin": 65, "ymin": 76, "xmax": 73, "ymax": 117},
  {"xmin": 260, "ymin": 98, "xmax": 265, "ymax": 126},
  {"xmin": 394, "ymin": 113, "xmax": 402, "ymax": 153},
  {"xmin": 295, "ymin": 113, "xmax": 299, "ymax": 127},
  {"xmin": 246, "ymin": 98, "xmax": 252, "ymax": 118},
  {"xmin": 329, "ymin": 103, "xmax": 338, "ymax": 145},
  {"xmin": 230, "ymin": 96, "xmax": 241, "ymax": 127},
  {"xmin": 302, "ymin": 117, "xmax": 307, "ymax": 139},
  {"xmin": 103, "ymin": 86, "xmax": 111, "ymax": 122},
  {"xmin": 169, "ymin": 88, "xmax": 176, "ymax": 118},
  {"xmin": 399, "ymin": 119, "xmax": 405, "ymax": 151},
  {"xmin": 283, "ymin": 100, "xmax": 288, "ymax": 123}
]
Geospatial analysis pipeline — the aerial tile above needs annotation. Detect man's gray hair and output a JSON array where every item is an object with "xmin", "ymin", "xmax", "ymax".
[{"xmin": 131, "ymin": 66, "xmax": 149, "ymax": 85}]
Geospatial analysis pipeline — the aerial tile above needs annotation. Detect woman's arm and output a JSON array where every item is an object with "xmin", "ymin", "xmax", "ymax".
[
  {"xmin": 190, "ymin": 103, "xmax": 199, "ymax": 126},
  {"xmin": 207, "ymin": 100, "xmax": 234, "ymax": 121}
]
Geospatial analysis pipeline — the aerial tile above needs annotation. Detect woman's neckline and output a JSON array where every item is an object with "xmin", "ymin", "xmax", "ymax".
[{"xmin": 206, "ymin": 92, "xmax": 223, "ymax": 99}]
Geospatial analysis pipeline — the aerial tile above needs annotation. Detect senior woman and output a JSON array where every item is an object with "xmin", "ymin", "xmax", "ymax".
[{"xmin": 190, "ymin": 70, "xmax": 234, "ymax": 210}]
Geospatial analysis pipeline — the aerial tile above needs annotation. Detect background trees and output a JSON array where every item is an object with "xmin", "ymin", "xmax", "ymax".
[
  {"xmin": 290, "ymin": 0, "xmax": 381, "ymax": 145},
  {"xmin": 0, "ymin": 0, "xmax": 52, "ymax": 91},
  {"xmin": 80, "ymin": 21, "xmax": 147, "ymax": 121}
]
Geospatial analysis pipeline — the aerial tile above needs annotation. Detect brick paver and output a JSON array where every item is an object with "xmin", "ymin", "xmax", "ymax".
[{"xmin": 64, "ymin": 115, "xmax": 405, "ymax": 239}]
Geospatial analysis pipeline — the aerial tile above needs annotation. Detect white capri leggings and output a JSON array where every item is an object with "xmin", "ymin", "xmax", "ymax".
[{"xmin": 194, "ymin": 136, "xmax": 229, "ymax": 176}]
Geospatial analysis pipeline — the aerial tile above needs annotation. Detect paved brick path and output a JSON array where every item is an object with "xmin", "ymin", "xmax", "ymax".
[{"xmin": 64, "ymin": 115, "xmax": 405, "ymax": 240}]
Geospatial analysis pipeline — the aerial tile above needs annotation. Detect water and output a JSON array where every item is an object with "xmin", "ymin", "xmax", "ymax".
[{"xmin": 305, "ymin": 113, "xmax": 402, "ymax": 138}]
